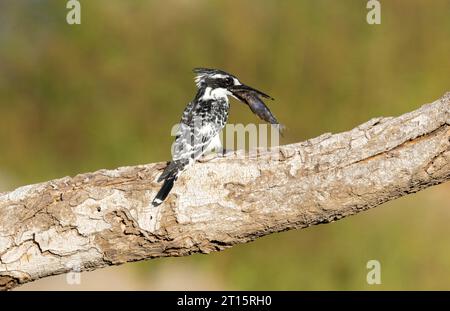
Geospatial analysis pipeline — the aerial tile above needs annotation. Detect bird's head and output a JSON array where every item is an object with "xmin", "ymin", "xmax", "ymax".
[{"xmin": 193, "ymin": 67, "xmax": 273, "ymax": 101}]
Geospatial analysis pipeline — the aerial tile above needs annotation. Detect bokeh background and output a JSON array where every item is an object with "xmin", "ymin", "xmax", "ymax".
[{"xmin": 1, "ymin": 0, "xmax": 449, "ymax": 290}]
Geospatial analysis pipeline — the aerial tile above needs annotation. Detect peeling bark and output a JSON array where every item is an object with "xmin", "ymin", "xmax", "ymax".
[{"xmin": 1, "ymin": 93, "xmax": 449, "ymax": 290}]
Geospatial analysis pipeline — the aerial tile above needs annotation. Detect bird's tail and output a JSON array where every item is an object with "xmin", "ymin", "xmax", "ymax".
[
  {"xmin": 152, "ymin": 160, "xmax": 187, "ymax": 206},
  {"xmin": 152, "ymin": 177, "xmax": 175, "ymax": 206}
]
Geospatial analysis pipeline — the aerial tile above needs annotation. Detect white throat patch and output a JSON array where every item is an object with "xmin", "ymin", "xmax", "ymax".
[{"xmin": 202, "ymin": 87, "xmax": 231, "ymax": 101}]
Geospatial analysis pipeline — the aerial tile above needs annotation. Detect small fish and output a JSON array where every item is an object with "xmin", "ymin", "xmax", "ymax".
[{"xmin": 232, "ymin": 88, "xmax": 285, "ymax": 135}]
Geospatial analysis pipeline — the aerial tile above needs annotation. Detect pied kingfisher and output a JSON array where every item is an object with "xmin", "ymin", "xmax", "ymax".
[{"xmin": 152, "ymin": 68, "xmax": 281, "ymax": 207}]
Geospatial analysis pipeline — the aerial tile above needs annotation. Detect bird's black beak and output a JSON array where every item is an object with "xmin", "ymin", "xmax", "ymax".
[{"xmin": 230, "ymin": 84, "xmax": 274, "ymax": 101}]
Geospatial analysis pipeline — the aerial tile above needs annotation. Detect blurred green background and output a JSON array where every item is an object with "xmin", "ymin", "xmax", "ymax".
[{"xmin": 1, "ymin": 0, "xmax": 449, "ymax": 290}]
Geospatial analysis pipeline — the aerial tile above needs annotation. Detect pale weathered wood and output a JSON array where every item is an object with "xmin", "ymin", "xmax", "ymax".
[{"xmin": 1, "ymin": 93, "xmax": 449, "ymax": 290}]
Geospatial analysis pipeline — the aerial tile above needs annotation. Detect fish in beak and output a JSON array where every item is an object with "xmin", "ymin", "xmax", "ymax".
[{"xmin": 230, "ymin": 84, "xmax": 285, "ymax": 134}]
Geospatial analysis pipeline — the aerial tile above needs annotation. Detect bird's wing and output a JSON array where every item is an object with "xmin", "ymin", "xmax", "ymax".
[
  {"xmin": 171, "ymin": 97, "xmax": 227, "ymax": 162},
  {"xmin": 157, "ymin": 119, "xmax": 218, "ymax": 183},
  {"xmin": 180, "ymin": 100, "xmax": 197, "ymax": 125},
  {"xmin": 172, "ymin": 121, "xmax": 218, "ymax": 161}
]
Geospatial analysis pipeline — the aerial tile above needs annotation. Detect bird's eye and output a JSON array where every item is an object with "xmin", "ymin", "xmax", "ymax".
[{"xmin": 225, "ymin": 77, "xmax": 234, "ymax": 85}]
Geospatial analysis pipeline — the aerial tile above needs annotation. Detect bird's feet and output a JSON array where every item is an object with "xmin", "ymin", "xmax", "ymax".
[
  {"xmin": 220, "ymin": 148, "xmax": 234, "ymax": 157},
  {"xmin": 198, "ymin": 149, "xmax": 233, "ymax": 163}
]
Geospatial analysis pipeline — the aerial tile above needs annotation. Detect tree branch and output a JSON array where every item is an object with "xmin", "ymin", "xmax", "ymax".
[{"xmin": 1, "ymin": 93, "xmax": 449, "ymax": 290}]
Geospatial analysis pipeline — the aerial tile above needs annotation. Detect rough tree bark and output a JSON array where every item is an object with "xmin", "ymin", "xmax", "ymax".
[{"xmin": 1, "ymin": 93, "xmax": 449, "ymax": 290}]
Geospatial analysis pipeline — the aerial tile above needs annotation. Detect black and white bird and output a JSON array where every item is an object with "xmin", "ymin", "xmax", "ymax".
[{"xmin": 152, "ymin": 68, "xmax": 282, "ymax": 207}]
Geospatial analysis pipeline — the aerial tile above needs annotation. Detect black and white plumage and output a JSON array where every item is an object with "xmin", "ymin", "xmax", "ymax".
[{"xmin": 152, "ymin": 68, "xmax": 281, "ymax": 207}]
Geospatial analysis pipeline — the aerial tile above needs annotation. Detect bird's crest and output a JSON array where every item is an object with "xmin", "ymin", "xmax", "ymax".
[{"xmin": 193, "ymin": 67, "xmax": 233, "ymax": 88}]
